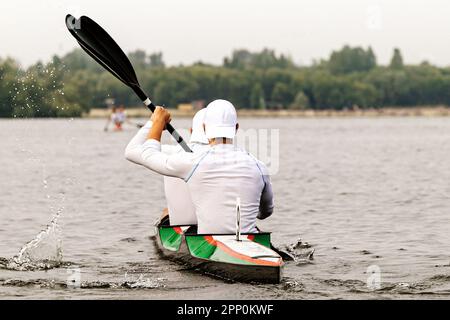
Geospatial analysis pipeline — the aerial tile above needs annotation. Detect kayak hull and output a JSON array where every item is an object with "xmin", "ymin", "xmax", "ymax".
[{"xmin": 153, "ymin": 219, "xmax": 283, "ymax": 284}]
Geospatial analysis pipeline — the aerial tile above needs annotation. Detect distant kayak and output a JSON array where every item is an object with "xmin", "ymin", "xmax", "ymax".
[{"xmin": 153, "ymin": 217, "xmax": 284, "ymax": 283}]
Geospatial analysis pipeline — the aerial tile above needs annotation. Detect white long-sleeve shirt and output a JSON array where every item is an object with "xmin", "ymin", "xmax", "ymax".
[
  {"xmin": 125, "ymin": 120, "xmax": 180, "ymax": 165},
  {"xmin": 125, "ymin": 122, "xmax": 274, "ymax": 234},
  {"xmin": 125, "ymin": 121, "xmax": 207, "ymax": 225},
  {"xmin": 163, "ymin": 143, "xmax": 210, "ymax": 225}
]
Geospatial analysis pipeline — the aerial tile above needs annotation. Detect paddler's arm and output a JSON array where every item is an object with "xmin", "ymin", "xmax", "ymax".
[
  {"xmin": 139, "ymin": 107, "xmax": 195, "ymax": 178},
  {"xmin": 147, "ymin": 106, "xmax": 170, "ymax": 141},
  {"xmin": 257, "ymin": 165, "xmax": 274, "ymax": 220},
  {"xmin": 125, "ymin": 119, "xmax": 183, "ymax": 166},
  {"xmin": 124, "ymin": 120, "xmax": 153, "ymax": 164}
]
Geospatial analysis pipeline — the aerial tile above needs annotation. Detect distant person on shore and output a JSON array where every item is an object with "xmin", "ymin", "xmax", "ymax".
[
  {"xmin": 125, "ymin": 109, "xmax": 209, "ymax": 225},
  {"xmin": 104, "ymin": 105, "xmax": 143, "ymax": 132},
  {"xmin": 124, "ymin": 99, "xmax": 274, "ymax": 234}
]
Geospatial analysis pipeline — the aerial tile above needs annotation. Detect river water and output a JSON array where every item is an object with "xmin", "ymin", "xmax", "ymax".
[{"xmin": 0, "ymin": 117, "xmax": 449, "ymax": 299}]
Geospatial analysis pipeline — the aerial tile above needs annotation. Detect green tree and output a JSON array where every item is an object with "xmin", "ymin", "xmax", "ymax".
[
  {"xmin": 271, "ymin": 82, "xmax": 292, "ymax": 107},
  {"xmin": 0, "ymin": 58, "xmax": 21, "ymax": 117},
  {"xmin": 328, "ymin": 45, "xmax": 377, "ymax": 74},
  {"xmin": 224, "ymin": 49, "xmax": 294, "ymax": 69},
  {"xmin": 289, "ymin": 91, "xmax": 310, "ymax": 110},
  {"xmin": 224, "ymin": 49, "xmax": 252, "ymax": 69},
  {"xmin": 149, "ymin": 52, "xmax": 165, "ymax": 68},
  {"xmin": 63, "ymin": 70, "xmax": 101, "ymax": 112},
  {"xmin": 249, "ymin": 83, "xmax": 266, "ymax": 109},
  {"xmin": 61, "ymin": 49, "xmax": 104, "ymax": 73},
  {"xmin": 390, "ymin": 48, "xmax": 404, "ymax": 69},
  {"xmin": 128, "ymin": 49, "xmax": 148, "ymax": 70},
  {"xmin": 153, "ymin": 72, "xmax": 199, "ymax": 107},
  {"xmin": 4, "ymin": 45, "xmax": 450, "ymax": 118}
]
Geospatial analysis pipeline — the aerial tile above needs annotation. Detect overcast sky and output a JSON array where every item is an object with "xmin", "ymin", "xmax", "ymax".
[{"xmin": 1, "ymin": 0, "xmax": 449, "ymax": 67}]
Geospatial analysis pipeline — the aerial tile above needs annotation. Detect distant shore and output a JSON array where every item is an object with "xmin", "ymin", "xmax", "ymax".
[{"xmin": 86, "ymin": 106, "xmax": 450, "ymax": 118}]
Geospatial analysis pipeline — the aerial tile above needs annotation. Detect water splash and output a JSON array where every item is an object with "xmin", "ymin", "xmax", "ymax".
[
  {"xmin": 0, "ymin": 142, "xmax": 71, "ymax": 272},
  {"xmin": 2, "ymin": 209, "xmax": 63, "ymax": 271},
  {"xmin": 279, "ymin": 238, "xmax": 315, "ymax": 264},
  {"xmin": 122, "ymin": 273, "xmax": 166, "ymax": 289}
]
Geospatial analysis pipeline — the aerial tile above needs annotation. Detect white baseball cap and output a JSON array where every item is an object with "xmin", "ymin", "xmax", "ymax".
[
  {"xmin": 204, "ymin": 99, "xmax": 238, "ymax": 139},
  {"xmin": 189, "ymin": 108, "xmax": 209, "ymax": 144}
]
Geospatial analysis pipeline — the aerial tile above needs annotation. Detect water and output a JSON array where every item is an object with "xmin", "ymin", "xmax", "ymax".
[
  {"xmin": 0, "ymin": 117, "xmax": 449, "ymax": 299},
  {"xmin": 3, "ymin": 209, "xmax": 63, "ymax": 271}
]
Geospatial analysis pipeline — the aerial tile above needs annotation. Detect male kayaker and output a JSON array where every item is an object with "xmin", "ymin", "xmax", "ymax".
[
  {"xmin": 125, "ymin": 109, "xmax": 209, "ymax": 225},
  {"xmin": 105, "ymin": 105, "xmax": 142, "ymax": 131},
  {"xmin": 125, "ymin": 99, "xmax": 274, "ymax": 234}
]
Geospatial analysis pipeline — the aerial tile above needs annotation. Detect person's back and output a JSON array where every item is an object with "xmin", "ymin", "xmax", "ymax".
[{"xmin": 188, "ymin": 144, "xmax": 267, "ymax": 234}]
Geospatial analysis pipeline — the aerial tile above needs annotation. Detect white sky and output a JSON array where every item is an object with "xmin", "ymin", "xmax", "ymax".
[{"xmin": 1, "ymin": 0, "xmax": 450, "ymax": 67}]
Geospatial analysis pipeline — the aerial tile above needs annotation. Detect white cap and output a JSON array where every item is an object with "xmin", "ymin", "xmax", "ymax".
[
  {"xmin": 189, "ymin": 108, "xmax": 208, "ymax": 144},
  {"xmin": 204, "ymin": 99, "xmax": 237, "ymax": 139}
]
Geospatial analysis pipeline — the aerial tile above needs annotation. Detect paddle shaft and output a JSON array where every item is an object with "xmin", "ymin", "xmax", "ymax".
[{"xmin": 132, "ymin": 85, "xmax": 192, "ymax": 153}]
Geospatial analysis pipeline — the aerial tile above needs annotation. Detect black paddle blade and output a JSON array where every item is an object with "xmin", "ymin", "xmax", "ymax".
[
  {"xmin": 65, "ymin": 14, "xmax": 192, "ymax": 152},
  {"xmin": 65, "ymin": 14, "xmax": 140, "ymax": 88}
]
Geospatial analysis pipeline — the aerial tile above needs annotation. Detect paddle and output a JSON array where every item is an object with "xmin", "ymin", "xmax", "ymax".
[
  {"xmin": 271, "ymin": 244, "xmax": 295, "ymax": 261},
  {"xmin": 65, "ymin": 14, "xmax": 192, "ymax": 152}
]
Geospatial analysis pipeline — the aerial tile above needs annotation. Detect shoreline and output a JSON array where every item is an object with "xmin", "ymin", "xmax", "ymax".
[{"xmin": 86, "ymin": 106, "xmax": 450, "ymax": 118}]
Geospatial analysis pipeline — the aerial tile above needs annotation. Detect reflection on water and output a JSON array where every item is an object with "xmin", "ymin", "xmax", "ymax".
[{"xmin": 0, "ymin": 117, "xmax": 449, "ymax": 299}]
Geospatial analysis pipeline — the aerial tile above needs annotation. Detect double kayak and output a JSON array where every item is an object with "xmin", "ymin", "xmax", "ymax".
[{"xmin": 153, "ymin": 217, "xmax": 284, "ymax": 283}]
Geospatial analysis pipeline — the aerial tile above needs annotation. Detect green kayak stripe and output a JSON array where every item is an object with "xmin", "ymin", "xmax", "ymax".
[
  {"xmin": 186, "ymin": 235, "xmax": 259, "ymax": 266},
  {"xmin": 159, "ymin": 227, "xmax": 182, "ymax": 251},
  {"xmin": 160, "ymin": 229, "xmax": 274, "ymax": 265},
  {"xmin": 186, "ymin": 235, "xmax": 216, "ymax": 258},
  {"xmin": 251, "ymin": 234, "xmax": 271, "ymax": 248}
]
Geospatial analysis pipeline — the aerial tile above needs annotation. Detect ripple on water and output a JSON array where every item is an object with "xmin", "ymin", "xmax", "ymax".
[{"xmin": 0, "ymin": 276, "xmax": 166, "ymax": 290}]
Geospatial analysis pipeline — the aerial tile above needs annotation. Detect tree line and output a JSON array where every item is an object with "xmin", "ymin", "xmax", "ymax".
[{"xmin": 1, "ymin": 46, "xmax": 450, "ymax": 117}]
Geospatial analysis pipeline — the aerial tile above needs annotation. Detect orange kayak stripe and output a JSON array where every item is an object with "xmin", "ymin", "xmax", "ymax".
[
  {"xmin": 204, "ymin": 235, "xmax": 216, "ymax": 245},
  {"xmin": 216, "ymin": 241, "xmax": 281, "ymax": 267},
  {"xmin": 203, "ymin": 236, "xmax": 281, "ymax": 267},
  {"xmin": 173, "ymin": 227, "xmax": 183, "ymax": 235}
]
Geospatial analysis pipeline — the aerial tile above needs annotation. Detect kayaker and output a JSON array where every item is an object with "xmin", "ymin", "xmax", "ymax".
[
  {"xmin": 125, "ymin": 109, "xmax": 209, "ymax": 225},
  {"xmin": 104, "ymin": 105, "xmax": 125, "ymax": 131},
  {"xmin": 125, "ymin": 99, "xmax": 274, "ymax": 234},
  {"xmin": 105, "ymin": 105, "xmax": 142, "ymax": 131}
]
